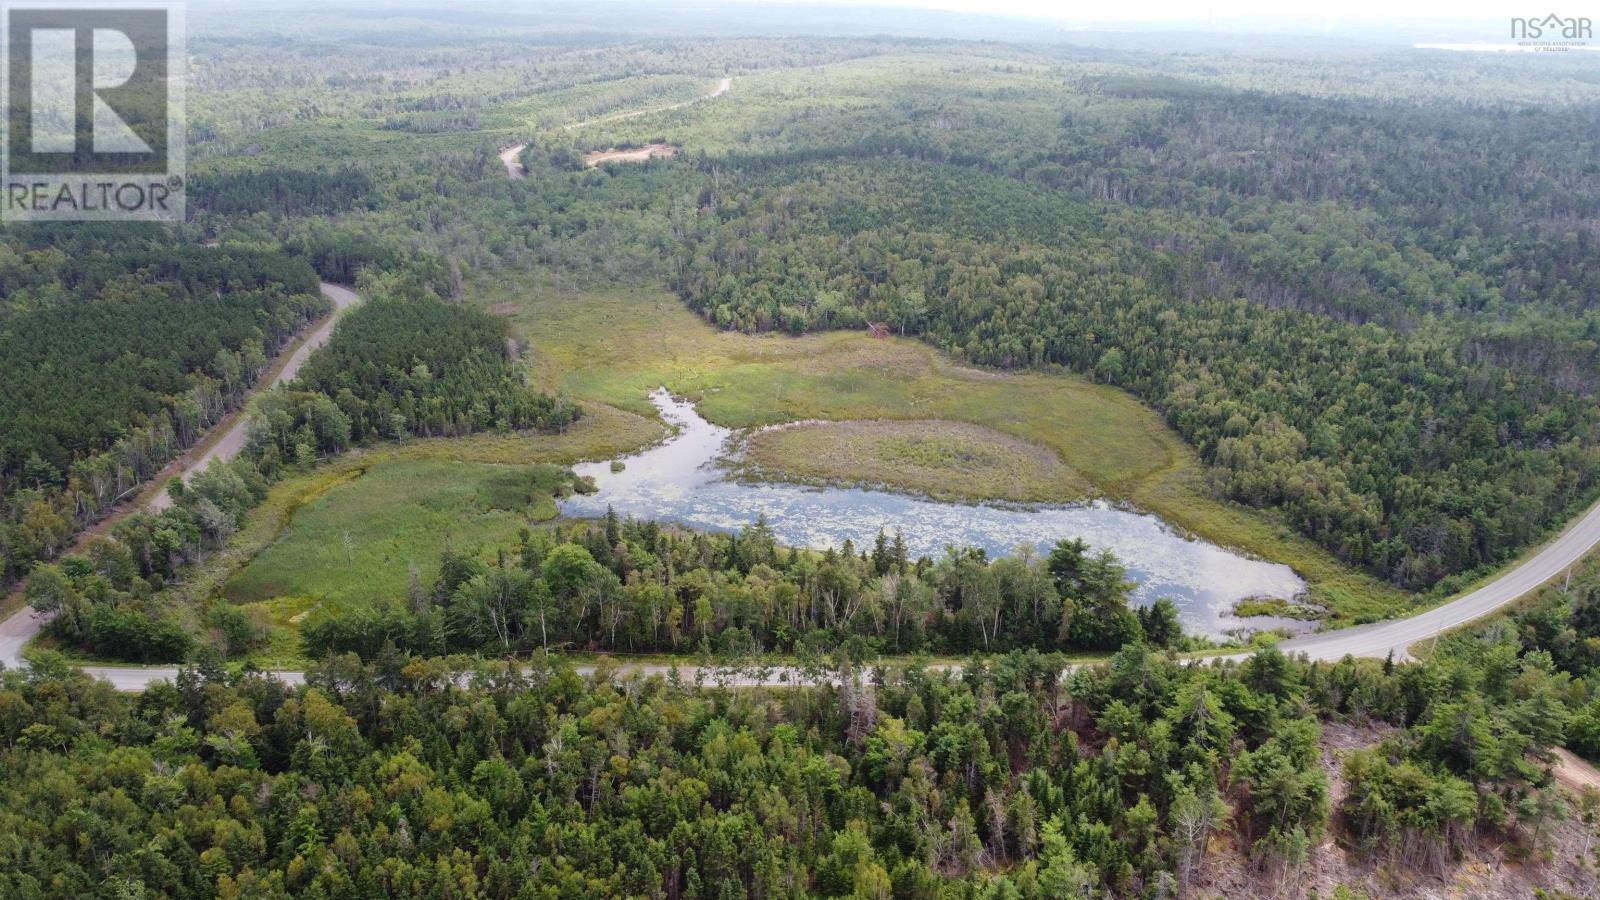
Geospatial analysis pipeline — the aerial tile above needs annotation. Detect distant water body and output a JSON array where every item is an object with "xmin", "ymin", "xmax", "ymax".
[
  {"xmin": 562, "ymin": 390, "xmax": 1311, "ymax": 640},
  {"xmin": 1414, "ymin": 43, "xmax": 1600, "ymax": 52}
]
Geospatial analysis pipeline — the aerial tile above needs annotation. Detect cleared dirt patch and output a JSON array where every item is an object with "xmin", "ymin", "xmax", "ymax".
[
  {"xmin": 1556, "ymin": 747, "xmax": 1600, "ymax": 796},
  {"xmin": 584, "ymin": 142, "xmax": 677, "ymax": 166},
  {"xmin": 736, "ymin": 418, "xmax": 1090, "ymax": 503},
  {"xmin": 1197, "ymin": 722, "xmax": 1600, "ymax": 899},
  {"xmin": 498, "ymin": 144, "xmax": 527, "ymax": 179}
]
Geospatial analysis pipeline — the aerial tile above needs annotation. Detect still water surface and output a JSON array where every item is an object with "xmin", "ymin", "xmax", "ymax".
[{"xmin": 563, "ymin": 390, "xmax": 1310, "ymax": 639}]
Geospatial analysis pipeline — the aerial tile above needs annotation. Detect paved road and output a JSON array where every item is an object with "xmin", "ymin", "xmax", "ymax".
[
  {"xmin": 8, "ymin": 169, "xmax": 1600, "ymax": 689},
  {"xmin": 11, "ymin": 494, "xmax": 1600, "ymax": 690},
  {"xmin": 1278, "ymin": 496, "xmax": 1600, "ymax": 662}
]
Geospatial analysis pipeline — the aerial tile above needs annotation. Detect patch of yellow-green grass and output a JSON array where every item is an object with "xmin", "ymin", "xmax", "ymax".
[
  {"xmin": 737, "ymin": 418, "xmax": 1087, "ymax": 504},
  {"xmin": 167, "ymin": 462, "xmax": 368, "ymax": 610},
  {"xmin": 509, "ymin": 286, "xmax": 1171, "ymax": 489},
  {"xmin": 149, "ymin": 409, "xmax": 657, "ymax": 663},
  {"xmin": 389, "ymin": 401, "xmax": 665, "ymax": 466},
  {"xmin": 17, "ymin": 464, "xmax": 372, "ymax": 668},
  {"xmin": 223, "ymin": 458, "xmax": 571, "ymax": 615},
  {"xmin": 484, "ymin": 279, "xmax": 1408, "ymax": 625},
  {"xmin": 237, "ymin": 596, "xmax": 323, "ymax": 669},
  {"xmin": 1231, "ymin": 596, "xmax": 1323, "ymax": 621},
  {"xmin": 0, "ymin": 583, "xmax": 27, "ymax": 620},
  {"xmin": 19, "ymin": 637, "xmax": 187, "ymax": 669}
]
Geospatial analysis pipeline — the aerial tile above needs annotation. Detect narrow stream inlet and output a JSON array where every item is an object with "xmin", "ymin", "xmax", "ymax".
[{"xmin": 563, "ymin": 390, "xmax": 1312, "ymax": 640}]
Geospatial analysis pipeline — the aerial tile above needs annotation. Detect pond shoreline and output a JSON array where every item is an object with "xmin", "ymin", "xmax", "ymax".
[{"xmin": 566, "ymin": 388, "xmax": 1314, "ymax": 640}]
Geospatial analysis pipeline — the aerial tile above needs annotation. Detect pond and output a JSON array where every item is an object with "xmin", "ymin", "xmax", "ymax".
[{"xmin": 562, "ymin": 390, "xmax": 1312, "ymax": 640}]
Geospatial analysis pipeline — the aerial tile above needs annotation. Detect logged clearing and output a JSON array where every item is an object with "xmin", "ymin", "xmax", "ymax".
[
  {"xmin": 739, "ymin": 418, "xmax": 1085, "ymax": 503},
  {"xmin": 584, "ymin": 142, "xmax": 677, "ymax": 166},
  {"xmin": 1194, "ymin": 722, "xmax": 1600, "ymax": 899}
]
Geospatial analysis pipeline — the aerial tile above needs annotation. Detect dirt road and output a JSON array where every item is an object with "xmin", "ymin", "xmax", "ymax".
[
  {"xmin": 147, "ymin": 283, "xmax": 361, "ymax": 512},
  {"xmin": 498, "ymin": 76, "xmax": 730, "ymax": 180},
  {"xmin": 498, "ymin": 145, "xmax": 527, "ymax": 179},
  {"xmin": 0, "ymin": 283, "xmax": 361, "ymax": 674},
  {"xmin": 563, "ymin": 76, "xmax": 731, "ymax": 131}
]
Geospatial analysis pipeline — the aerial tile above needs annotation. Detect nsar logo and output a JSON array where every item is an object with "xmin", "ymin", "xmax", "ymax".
[{"xmin": 1511, "ymin": 13, "xmax": 1593, "ymax": 49}]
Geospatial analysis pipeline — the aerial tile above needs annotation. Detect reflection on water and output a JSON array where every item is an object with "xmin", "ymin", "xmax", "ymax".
[{"xmin": 563, "ymin": 389, "xmax": 1312, "ymax": 640}]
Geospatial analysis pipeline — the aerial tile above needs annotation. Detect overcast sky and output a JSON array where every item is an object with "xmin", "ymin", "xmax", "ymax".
[{"xmin": 747, "ymin": 0, "xmax": 1547, "ymax": 25}]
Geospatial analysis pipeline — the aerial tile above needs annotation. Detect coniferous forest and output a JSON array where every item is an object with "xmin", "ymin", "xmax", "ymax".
[
  {"xmin": 0, "ymin": 229, "xmax": 325, "ymax": 583},
  {"xmin": 0, "ymin": 629, "xmax": 1592, "ymax": 898},
  {"xmin": 5, "ymin": 5, "xmax": 1600, "ymax": 897}
]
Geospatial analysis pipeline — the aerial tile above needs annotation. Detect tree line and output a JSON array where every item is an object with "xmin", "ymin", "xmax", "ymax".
[
  {"xmin": 19, "ymin": 249, "xmax": 579, "ymax": 664},
  {"xmin": 300, "ymin": 512, "xmax": 1183, "ymax": 661},
  {"xmin": 671, "ymin": 158, "xmax": 1600, "ymax": 593},
  {"xmin": 285, "ymin": 278, "xmax": 579, "ymax": 446}
]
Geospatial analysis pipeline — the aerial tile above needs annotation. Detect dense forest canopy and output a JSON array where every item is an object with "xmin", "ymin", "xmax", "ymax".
[
  {"xmin": 617, "ymin": 54, "xmax": 1600, "ymax": 594},
  {"xmin": 6, "ymin": 25, "xmax": 1599, "ymax": 638},
  {"xmin": 299, "ymin": 514, "xmax": 1182, "ymax": 661},
  {"xmin": 670, "ymin": 158, "xmax": 1600, "ymax": 590},
  {"xmin": 255, "ymin": 286, "xmax": 581, "ymax": 467},
  {"xmin": 15, "ymin": 487, "xmax": 1600, "ymax": 895},
  {"xmin": 176, "ymin": 32, "xmax": 1600, "ymax": 595},
  {"xmin": 0, "ymin": 630, "xmax": 1588, "ymax": 898},
  {"xmin": 19, "ymin": 262, "xmax": 583, "ymax": 664},
  {"xmin": 6, "ymin": 15, "xmax": 1600, "ymax": 899},
  {"xmin": 0, "ymin": 232, "xmax": 321, "ymax": 483},
  {"xmin": 0, "ymin": 230, "xmax": 323, "ymax": 584},
  {"xmin": 9, "ymin": 28, "xmax": 1597, "ymax": 646}
]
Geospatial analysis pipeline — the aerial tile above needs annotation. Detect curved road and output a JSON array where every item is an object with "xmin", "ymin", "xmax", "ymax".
[
  {"xmin": 12, "ymin": 88, "xmax": 1600, "ymax": 688},
  {"xmin": 497, "ymin": 75, "xmax": 732, "ymax": 180},
  {"xmin": 0, "ymin": 282, "xmax": 362, "ymax": 686},
  {"xmin": 1278, "ymin": 496, "xmax": 1600, "ymax": 662},
  {"xmin": 10, "ymin": 480, "xmax": 1600, "ymax": 690}
]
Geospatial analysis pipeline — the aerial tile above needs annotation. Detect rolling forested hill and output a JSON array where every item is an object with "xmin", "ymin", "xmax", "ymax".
[
  {"xmin": 178, "ymin": 28, "xmax": 1600, "ymax": 597},
  {"xmin": 7, "ymin": 15, "xmax": 1600, "ymax": 899}
]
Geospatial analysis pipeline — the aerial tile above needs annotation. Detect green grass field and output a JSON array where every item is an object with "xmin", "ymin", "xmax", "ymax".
[
  {"xmin": 224, "ymin": 459, "xmax": 569, "ymax": 608},
  {"xmin": 185, "ymin": 408, "xmax": 658, "ymax": 664},
  {"xmin": 221, "ymin": 458, "xmax": 568, "ymax": 662},
  {"xmin": 186, "ymin": 47, "xmax": 1410, "ymax": 637}
]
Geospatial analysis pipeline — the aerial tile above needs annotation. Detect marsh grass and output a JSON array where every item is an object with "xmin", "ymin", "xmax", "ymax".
[
  {"xmin": 487, "ymin": 279, "xmax": 1408, "ymax": 623},
  {"xmin": 737, "ymin": 419, "xmax": 1086, "ymax": 504},
  {"xmin": 224, "ymin": 459, "xmax": 571, "ymax": 611}
]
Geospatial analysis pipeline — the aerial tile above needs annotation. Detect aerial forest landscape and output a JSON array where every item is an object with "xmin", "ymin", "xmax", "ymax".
[{"xmin": 3, "ymin": 1, "xmax": 1600, "ymax": 896}]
